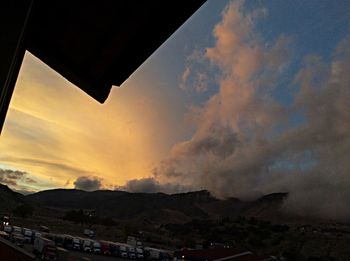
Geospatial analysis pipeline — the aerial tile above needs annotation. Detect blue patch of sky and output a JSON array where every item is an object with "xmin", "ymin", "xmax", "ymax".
[
  {"xmin": 246, "ymin": 0, "xmax": 350, "ymax": 60},
  {"xmin": 122, "ymin": 0, "xmax": 229, "ymax": 103},
  {"xmin": 134, "ymin": 0, "xmax": 228, "ymax": 85},
  {"xmin": 154, "ymin": 0, "xmax": 229, "ymax": 105},
  {"xmin": 125, "ymin": 0, "xmax": 350, "ymax": 139},
  {"xmin": 244, "ymin": 0, "xmax": 350, "ymax": 129},
  {"xmin": 288, "ymin": 111, "xmax": 306, "ymax": 128},
  {"xmin": 269, "ymin": 149, "xmax": 317, "ymax": 172},
  {"xmin": 251, "ymin": 0, "xmax": 349, "ymax": 98}
]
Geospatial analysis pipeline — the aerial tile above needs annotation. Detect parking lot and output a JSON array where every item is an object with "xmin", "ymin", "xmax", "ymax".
[
  {"xmin": 23, "ymin": 243, "xmax": 125, "ymax": 261},
  {"xmin": 2, "ymin": 223, "xmax": 171, "ymax": 261}
]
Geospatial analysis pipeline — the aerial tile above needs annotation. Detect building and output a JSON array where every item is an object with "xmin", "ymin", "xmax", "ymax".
[{"xmin": 176, "ymin": 248, "xmax": 273, "ymax": 261}]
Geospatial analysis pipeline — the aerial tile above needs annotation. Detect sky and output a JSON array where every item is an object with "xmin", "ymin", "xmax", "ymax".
[{"xmin": 1, "ymin": 0, "xmax": 350, "ymax": 219}]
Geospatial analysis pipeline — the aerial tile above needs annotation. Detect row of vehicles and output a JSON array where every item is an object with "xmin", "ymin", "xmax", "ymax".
[
  {"xmin": 3, "ymin": 225, "xmax": 31, "ymax": 247},
  {"xmin": 69, "ymin": 237, "xmax": 145, "ymax": 259},
  {"xmin": 2, "ymin": 224, "xmax": 171, "ymax": 261}
]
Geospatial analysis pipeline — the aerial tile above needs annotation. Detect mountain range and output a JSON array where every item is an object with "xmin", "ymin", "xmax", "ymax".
[{"xmin": 0, "ymin": 183, "xmax": 290, "ymax": 224}]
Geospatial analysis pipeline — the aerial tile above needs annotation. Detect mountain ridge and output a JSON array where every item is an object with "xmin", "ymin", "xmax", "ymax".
[{"xmin": 0, "ymin": 183, "xmax": 289, "ymax": 223}]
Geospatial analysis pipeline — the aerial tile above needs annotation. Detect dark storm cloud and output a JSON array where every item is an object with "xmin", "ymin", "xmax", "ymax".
[
  {"xmin": 74, "ymin": 176, "xmax": 102, "ymax": 191},
  {"xmin": 119, "ymin": 177, "xmax": 190, "ymax": 194}
]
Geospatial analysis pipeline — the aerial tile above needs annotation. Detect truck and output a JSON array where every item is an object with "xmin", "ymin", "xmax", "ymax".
[
  {"xmin": 0, "ymin": 231, "xmax": 9, "ymax": 240},
  {"xmin": 100, "ymin": 240, "xmax": 112, "ymax": 255},
  {"xmin": 128, "ymin": 246, "xmax": 137, "ymax": 259},
  {"xmin": 118, "ymin": 244, "xmax": 129, "ymax": 258},
  {"xmin": 127, "ymin": 236, "xmax": 137, "ymax": 246},
  {"xmin": 12, "ymin": 225, "xmax": 22, "ymax": 234},
  {"xmin": 3, "ymin": 225, "xmax": 12, "ymax": 233},
  {"xmin": 92, "ymin": 241, "xmax": 101, "ymax": 254},
  {"xmin": 136, "ymin": 247, "xmax": 144, "ymax": 259},
  {"xmin": 2, "ymin": 216, "xmax": 10, "ymax": 226},
  {"xmin": 33, "ymin": 236, "xmax": 57, "ymax": 260},
  {"xmin": 34, "ymin": 231, "xmax": 42, "ymax": 238},
  {"xmin": 54, "ymin": 234, "xmax": 64, "ymax": 247},
  {"xmin": 83, "ymin": 228, "xmax": 95, "ymax": 238},
  {"xmin": 72, "ymin": 237, "xmax": 81, "ymax": 250},
  {"xmin": 83, "ymin": 239, "xmax": 92, "ymax": 252},
  {"xmin": 23, "ymin": 228, "xmax": 33, "ymax": 243},
  {"xmin": 63, "ymin": 235, "xmax": 74, "ymax": 250},
  {"xmin": 144, "ymin": 247, "xmax": 170, "ymax": 261},
  {"xmin": 127, "ymin": 236, "xmax": 143, "ymax": 248},
  {"xmin": 56, "ymin": 247, "xmax": 70, "ymax": 261}
]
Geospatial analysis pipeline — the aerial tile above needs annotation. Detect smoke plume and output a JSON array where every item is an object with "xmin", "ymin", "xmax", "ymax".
[
  {"xmin": 154, "ymin": 1, "xmax": 350, "ymax": 220},
  {"xmin": 119, "ymin": 177, "xmax": 190, "ymax": 194}
]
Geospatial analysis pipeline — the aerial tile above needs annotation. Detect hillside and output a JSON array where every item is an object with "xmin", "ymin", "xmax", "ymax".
[
  {"xmin": 27, "ymin": 189, "xmax": 216, "ymax": 220},
  {"xmin": 0, "ymin": 184, "xmax": 25, "ymax": 213},
  {"xmin": 26, "ymin": 188, "xmax": 288, "ymax": 223}
]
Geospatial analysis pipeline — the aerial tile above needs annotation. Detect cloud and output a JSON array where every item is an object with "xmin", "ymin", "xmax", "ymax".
[
  {"xmin": 74, "ymin": 176, "xmax": 102, "ymax": 191},
  {"xmin": 0, "ymin": 156, "xmax": 95, "ymax": 176},
  {"xmin": 119, "ymin": 177, "xmax": 190, "ymax": 194},
  {"xmin": 1, "ymin": 50, "xmax": 189, "ymax": 189},
  {"xmin": 0, "ymin": 168, "xmax": 34, "ymax": 187},
  {"xmin": 155, "ymin": 1, "xmax": 350, "ymax": 220},
  {"xmin": 180, "ymin": 45, "xmax": 213, "ymax": 93},
  {"xmin": 182, "ymin": 67, "xmax": 191, "ymax": 84},
  {"xmin": 14, "ymin": 188, "xmax": 36, "ymax": 195}
]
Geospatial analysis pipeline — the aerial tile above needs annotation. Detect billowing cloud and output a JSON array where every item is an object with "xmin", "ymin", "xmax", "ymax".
[
  {"xmin": 74, "ymin": 176, "xmax": 102, "ymax": 191},
  {"xmin": 154, "ymin": 1, "xmax": 350, "ymax": 220},
  {"xmin": 180, "ymin": 67, "xmax": 191, "ymax": 90},
  {"xmin": 119, "ymin": 177, "xmax": 190, "ymax": 194},
  {"xmin": 180, "ymin": 66, "xmax": 209, "ymax": 93}
]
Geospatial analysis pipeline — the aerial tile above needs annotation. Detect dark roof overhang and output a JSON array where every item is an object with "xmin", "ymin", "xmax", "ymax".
[{"xmin": 0, "ymin": 0, "xmax": 206, "ymax": 132}]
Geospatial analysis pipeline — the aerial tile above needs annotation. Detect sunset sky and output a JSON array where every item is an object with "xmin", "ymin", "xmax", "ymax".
[{"xmin": 1, "ymin": 0, "xmax": 350, "ymax": 218}]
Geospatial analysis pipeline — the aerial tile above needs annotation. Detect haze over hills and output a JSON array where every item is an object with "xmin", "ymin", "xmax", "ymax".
[{"xmin": 0, "ymin": 183, "xmax": 290, "ymax": 223}]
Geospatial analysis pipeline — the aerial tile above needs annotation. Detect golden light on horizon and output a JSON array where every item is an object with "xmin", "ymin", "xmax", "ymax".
[{"xmin": 0, "ymin": 52, "xmax": 183, "ymax": 191}]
